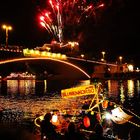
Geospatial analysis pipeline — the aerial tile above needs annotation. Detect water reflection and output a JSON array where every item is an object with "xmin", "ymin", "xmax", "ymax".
[
  {"xmin": 136, "ymin": 80, "xmax": 140, "ymax": 95},
  {"xmin": 119, "ymin": 81, "xmax": 125, "ymax": 104},
  {"xmin": 0, "ymin": 79, "xmax": 140, "ymax": 119},
  {"xmin": 127, "ymin": 80, "xmax": 134, "ymax": 98},
  {"xmin": 0, "ymin": 79, "xmax": 91, "ymax": 96},
  {"xmin": 107, "ymin": 80, "xmax": 119, "ymax": 99},
  {"xmin": 7, "ymin": 80, "xmax": 35, "ymax": 96}
]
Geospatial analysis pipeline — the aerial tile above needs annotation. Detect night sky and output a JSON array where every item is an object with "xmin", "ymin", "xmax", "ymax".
[{"xmin": 0, "ymin": 0, "xmax": 140, "ymax": 67}]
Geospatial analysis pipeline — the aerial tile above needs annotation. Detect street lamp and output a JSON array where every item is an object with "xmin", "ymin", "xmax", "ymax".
[
  {"xmin": 119, "ymin": 56, "xmax": 123, "ymax": 64},
  {"xmin": 81, "ymin": 54, "xmax": 84, "ymax": 59},
  {"xmin": 2, "ymin": 24, "xmax": 12, "ymax": 48},
  {"xmin": 101, "ymin": 51, "xmax": 105, "ymax": 61}
]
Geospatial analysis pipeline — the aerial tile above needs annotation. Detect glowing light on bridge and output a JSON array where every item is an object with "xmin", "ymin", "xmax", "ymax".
[
  {"xmin": 128, "ymin": 64, "xmax": 134, "ymax": 72},
  {"xmin": 23, "ymin": 48, "xmax": 67, "ymax": 60}
]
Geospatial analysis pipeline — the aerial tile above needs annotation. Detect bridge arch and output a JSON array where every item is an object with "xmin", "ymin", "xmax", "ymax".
[{"xmin": 0, "ymin": 57, "xmax": 90, "ymax": 80}]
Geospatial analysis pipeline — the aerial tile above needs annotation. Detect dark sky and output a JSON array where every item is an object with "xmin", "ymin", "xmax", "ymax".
[{"xmin": 0, "ymin": 0, "xmax": 140, "ymax": 66}]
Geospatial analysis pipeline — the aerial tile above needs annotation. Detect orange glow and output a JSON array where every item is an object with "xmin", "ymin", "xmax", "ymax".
[
  {"xmin": 128, "ymin": 64, "xmax": 134, "ymax": 72},
  {"xmin": 2, "ymin": 25, "xmax": 12, "ymax": 30},
  {"xmin": 23, "ymin": 48, "xmax": 66, "ymax": 60},
  {"xmin": 83, "ymin": 116, "xmax": 90, "ymax": 128},
  {"xmin": 102, "ymin": 100, "xmax": 108, "ymax": 109}
]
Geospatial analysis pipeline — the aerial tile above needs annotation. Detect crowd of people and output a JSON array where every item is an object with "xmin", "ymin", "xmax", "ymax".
[{"xmin": 39, "ymin": 113, "xmax": 140, "ymax": 140}]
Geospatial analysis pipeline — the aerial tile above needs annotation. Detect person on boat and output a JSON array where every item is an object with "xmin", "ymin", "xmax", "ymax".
[
  {"xmin": 64, "ymin": 122, "xmax": 85, "ymax": 140},
  {"xmin": 40, "ymin": 112, "xmax": 58, "ymax": 140},
  {"xmin": 89, "ymin": 123, "xmax": 113, "ymax": 140},
  {"xmin": 128, "ymin": 128, "xmax": 140, "ymax": 140}
]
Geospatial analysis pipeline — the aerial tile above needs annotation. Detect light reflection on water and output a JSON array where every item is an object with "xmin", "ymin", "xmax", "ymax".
[
  {"xmin": 119, "ymin": 82, "xmax": 125, "ymax": 104},
  {"xmin": 7, "ymin": 80, "xmax": 36, "ymax": 96},
  {"xmin": 127, "ymin": 80, "xmax": 134, "ymax": 98},
  {"xmin": 0, "ymin": 79, "xmax": 140, "ymax": 118},
  {"xmin": 106, "ymin": 80, "xmax": 140, "ymax": 99},
  {"xmin": 0, "ymin": 80, "xmax": 91, "ymax": 118}
]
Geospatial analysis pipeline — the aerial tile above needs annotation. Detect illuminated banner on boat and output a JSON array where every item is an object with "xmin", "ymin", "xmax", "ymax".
[{"xmin": 61, "ymin": 85, "xmax": 96, "ymax": 98}]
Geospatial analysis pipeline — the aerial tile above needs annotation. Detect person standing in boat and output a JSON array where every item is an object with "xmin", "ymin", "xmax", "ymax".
[{"xmin": 40, "ymin": 112, "xmax": 58, "ymax": 140}]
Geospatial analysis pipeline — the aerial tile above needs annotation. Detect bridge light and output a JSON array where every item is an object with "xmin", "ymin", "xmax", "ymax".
[
  {"xmin": 119, "ymin": 56, "xmax": 123, "ymax": 64},
  {"xmin": 46, "ymin": 47, "xmax": 51, "ymax": 52},
  {"xmin": 56, "ymin": 53, "xmax": 61, "ymax": 58},
  {"xmin": 52, "ymin": 53, "xmax": 57, "ymax": 58},
  {"xmin": 136, "ymin": 67, "xmax": 139, "ymax": 72},
  {"xmin": 29, "ymin": 49, "xmax": 34, "ymax": 54},
  {"xmin": 61, "ymin": 54, "xmax": 67, "ymax": 60},
  {"xmin": 46, "ymin": 52, "xmax": 51, "ymax": 57},
  {"xmin": 41, "ymin": 51, "xmax": 47, "ymax": 56},
  {"xmin": 23, "ymin": 48, "xmax": 30, "ymax": 56},
  {"xmin": 128, "ymin": 64, "xmax": 134, "ymax": 72},
  {"xmin": 34, "ymin": 50, "xmax": 40, "ymax": 56}
]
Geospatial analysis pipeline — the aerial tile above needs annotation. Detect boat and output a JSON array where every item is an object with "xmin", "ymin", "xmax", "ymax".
[{"xmin": 6, "ymin": 72, "xmax": 36, "ymax": 80}]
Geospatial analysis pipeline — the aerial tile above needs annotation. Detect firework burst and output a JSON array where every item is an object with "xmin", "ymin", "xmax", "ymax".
[{"xmin": 37, "ymin": 0, "xmax": 110, "ymax": 43}]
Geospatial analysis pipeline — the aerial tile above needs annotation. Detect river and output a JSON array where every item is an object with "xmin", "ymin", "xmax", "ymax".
[{"xmin": 0, "ymin": 79, "xmax": 140, "ymax": 139}]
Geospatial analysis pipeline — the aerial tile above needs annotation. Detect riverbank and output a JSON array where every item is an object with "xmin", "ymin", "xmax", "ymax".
[{"xmin": 92, "ymin": 72, "xmax": 140, "ymax": 80}]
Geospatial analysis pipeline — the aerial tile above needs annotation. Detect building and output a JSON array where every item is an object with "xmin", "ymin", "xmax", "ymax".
[{"xmin": 92, "ymin": 63, "xmax": 136, "ymax": 79}]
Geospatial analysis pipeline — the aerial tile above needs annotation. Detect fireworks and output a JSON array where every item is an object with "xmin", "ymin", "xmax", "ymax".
[{"xmin": 37, "ymin": 0, "xmax": 108, "ymax": 43}]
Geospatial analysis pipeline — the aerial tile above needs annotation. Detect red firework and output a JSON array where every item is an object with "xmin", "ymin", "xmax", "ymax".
[{"xmin": 37, "ymin": 0, "xmax": 109, "ymax": 43}]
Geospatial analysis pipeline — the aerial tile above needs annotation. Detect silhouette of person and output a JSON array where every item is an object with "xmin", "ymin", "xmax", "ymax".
[
  {"xmin": 0, "ymin": 108, "xmax": 3, "ymax": 122},
  {"xmin": 40, "ymin": 113, "xmax": 58, "ymax": 140},
  {"xmin": 89, "ymin": 123, "xmax": 112, "ymax": 140},
  {"xmin": 128, "ymin": 128, "xmax": 140, "ymax": 140},
  {"xmin": 64, "ymin": 122, "xmax": 85, "ymax": 140}
]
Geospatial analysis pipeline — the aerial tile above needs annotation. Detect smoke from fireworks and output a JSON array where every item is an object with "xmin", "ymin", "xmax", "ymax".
[{"xmin": 37, "ymin": 0, "xmax": 110, "ymax": 43}]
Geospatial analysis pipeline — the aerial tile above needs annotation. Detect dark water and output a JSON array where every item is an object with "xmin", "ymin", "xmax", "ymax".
[
  {"xmin": 0, "ymin": 79, "xmax": 140, "ymax": 114},
  {"xmin": 0, "ymin": 79, "xmax": 140, "ymax": 139}
]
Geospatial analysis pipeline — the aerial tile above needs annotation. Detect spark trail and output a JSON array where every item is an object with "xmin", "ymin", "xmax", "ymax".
[{"xmin": 37, "ymin": 0, "xmax": 110, "ymax": 43}]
